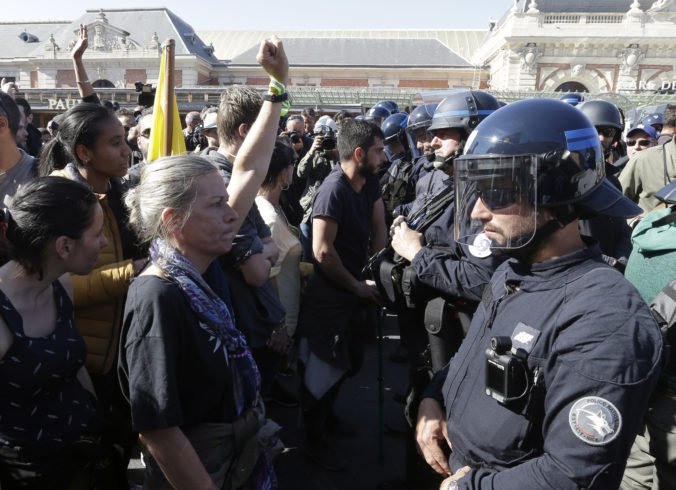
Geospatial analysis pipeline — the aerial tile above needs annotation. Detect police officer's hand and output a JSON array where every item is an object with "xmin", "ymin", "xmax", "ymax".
[
  {"xmin": 439, "ymin": 467, "xmax": 471, "ymax": 489},
  {"xmin": 389, "ymin": 215, "xmax": 406, "ymax": 237},
  {"xmin": 416, "ymin": 398, "xmax": 451, "ymax": 476},
  {"xmin": 391, "ymin": 220, "xmax": 425, "ymax": 262},
  {"xmin": 354, "ymin": 279, "xmax": 383, "ymax": 305},
  {"xmin": 256, "ymin": 36, "xmax": 288, "ymax": 85}
]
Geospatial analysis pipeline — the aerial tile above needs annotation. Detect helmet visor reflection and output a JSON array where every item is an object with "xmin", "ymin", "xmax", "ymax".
[{"xmin": 454, "ymin": 155, "xmax": 539, "ymax": 250}]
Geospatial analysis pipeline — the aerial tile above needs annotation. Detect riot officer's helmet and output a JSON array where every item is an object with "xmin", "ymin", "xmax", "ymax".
[
  {"xmin": 374, "ymin": 100, "xmax": 400, "ymax": 115},
  {"xmin": 428, "ymin": 90, "xmax": 501, "ymax": 138},
  {"xmin": 381, "ymin": 112, "xmax": 408, "ymax": 143},
  {"xmin": 454, "ymin": 99, "xmax": 642, "ymax": 248},
  {"xmin": 578, "ymin": 100, "xmax": 623, "ymax": 131}
]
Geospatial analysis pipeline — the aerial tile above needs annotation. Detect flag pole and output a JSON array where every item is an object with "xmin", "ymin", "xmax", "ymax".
[{"xmin": 162, "ymin": 39, "xmax": 176, "ymax": 156}]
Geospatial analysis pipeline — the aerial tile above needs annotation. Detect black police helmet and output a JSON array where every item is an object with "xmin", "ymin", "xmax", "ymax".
[
  {"xmin": 578, "ymin": 100, "xmax": 623, "ymax": 131},
  {"xmin": 428, "ymin": 90, "xmax": 501, "ymax": 137},
  {"xmin": 406, "ymin": 104, "xmax": 437, "ymax": 133},
  {"xmin": 365, "ymin": 106, "xmax": 391, "ymax": 123},
  {"xmin": 382, "ymin": 113, "xmax": 408, "ymax": 142},
  {"xmin": 458, "ymin": 98, "xmax": 641, "ymax": 218},
  {"xmin": 374, "ymin": 100, "xmax": 400, "ymax": 115}
]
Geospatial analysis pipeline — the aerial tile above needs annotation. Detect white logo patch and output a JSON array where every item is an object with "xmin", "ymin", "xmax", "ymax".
[
  {"xmin": 468, "ymin": 232, "xmax": 492, "ymax": 258},
  {"xmin": 569, "ymin": 397, "xmax": 622, "ymax": 446},
  {"xmin": 513, "ymin": 331, "xmax": 534, "ymax": 345}
]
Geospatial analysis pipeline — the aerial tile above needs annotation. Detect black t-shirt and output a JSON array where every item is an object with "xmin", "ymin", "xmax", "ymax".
[
  {"xmin": 119, "ymin": 270, "xmax": 235, "ymax": 432},
  {"xmin": 311, "ymin": 165, "xmax": 381, "ymax": 279}
]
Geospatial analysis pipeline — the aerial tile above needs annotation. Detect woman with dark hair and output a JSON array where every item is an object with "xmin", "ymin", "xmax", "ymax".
[
  {"xmin": 40, "ymin": 100, "xmax": 146, "ymax": 487},
  {"xmin": 119, "ymin": 37, "xmax": 288, "ymax": 489},
  {"xmin": 256, "ymin": 139, "xmax": 303, "ymax": 339},
  {"xmin": 0, "ymin": 177, "xmax": 106, "ymax": 489}
]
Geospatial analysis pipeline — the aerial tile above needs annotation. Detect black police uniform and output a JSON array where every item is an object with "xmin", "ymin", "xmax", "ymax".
[
  {"xmin": 425, "ymin": 243, "xmax": 663, "ymax": 489},
  {"xmin": 396, "ymin": 167, "xmax": 450, "ymax": 218}
]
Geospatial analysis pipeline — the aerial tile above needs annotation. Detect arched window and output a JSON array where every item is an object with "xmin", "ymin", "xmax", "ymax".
[
  {"xmin": 92, "ymin": 79, "xmax": 115, "ymax": 88},
  {"xmin": 555, "ymin": 81, "xmax": 588, "ymax": 93}
]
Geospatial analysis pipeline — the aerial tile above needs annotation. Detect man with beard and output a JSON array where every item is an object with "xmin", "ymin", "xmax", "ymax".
[
  {"xmin": 296, "ymin": 119, "xmax": 388, "ymax": 471},
  {"xmin": 415, "ymin": 99, "xmax": 663, "ymax": 490}
]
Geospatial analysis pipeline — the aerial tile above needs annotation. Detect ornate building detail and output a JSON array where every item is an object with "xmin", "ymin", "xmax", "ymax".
[
  {"xmin": 84, "ymin": 10, "xmax": 140, "ymax": 52},
  {"xmin": 571, "ymin": 64, "xmax": 585, "ymax": 76},
  {"xmin": 148, "ymin": 32, "xmax": 160, "ymax": 50},
  {"xmin": 527, "ymin": 1, "xmax": 539, "ymax": 14},
  {"xmin": 627, "ymin": 1, "xmax": 644, "ymax": 16},
  {"xmin": 618, "ymin": 44, "xmax": 645, "ymax": 74},
  {"xmin": 518, "ymin": 43, "xmax": 542, "ymax": 73},
  {"xmin": 44, "ymin": 33, "xmax": 59, "ymax": 53},
  {"xmin": 648, "ymin": 0, "xmax": 674, "ymax": 13}
]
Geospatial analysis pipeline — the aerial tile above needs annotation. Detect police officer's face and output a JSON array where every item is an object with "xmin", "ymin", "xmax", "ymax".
[
  {"xmin": 470, "ymin": 183, "xmax": 539, "ymax": 248},
  {"xmin": 431, "ymin": 128, "xmax": 463, "ymax": 159},
  {"xmin": 595, "ymin": 126, "xmax": 616, "ymax": 151}
]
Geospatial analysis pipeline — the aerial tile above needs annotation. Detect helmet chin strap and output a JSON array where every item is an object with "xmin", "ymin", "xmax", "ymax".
[
  {"xmin": 432, "ymin": 139, "xmax": 466, "ymax": 170},
  {"xmin": 432, "ymin": 152, "xmax": 456, "ymax": 171}
]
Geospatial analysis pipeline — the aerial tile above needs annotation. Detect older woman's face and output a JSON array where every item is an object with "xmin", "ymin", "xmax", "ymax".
[{"xmin": 177, "ymin": 171, "xmax": 238, "ymax": 260}]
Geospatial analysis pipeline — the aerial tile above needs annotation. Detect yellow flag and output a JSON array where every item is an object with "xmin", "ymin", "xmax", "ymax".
[{"xmin": 147, "ymin": 43, "xmax": 186, "ymax": 161}]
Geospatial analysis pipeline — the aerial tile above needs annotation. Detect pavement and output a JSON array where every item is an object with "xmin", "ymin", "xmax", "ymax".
[{"xmin": 128, "ymin": 313, "xmax": 419, "ymax": 490}]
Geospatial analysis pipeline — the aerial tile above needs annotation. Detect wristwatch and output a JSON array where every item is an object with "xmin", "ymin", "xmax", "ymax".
[
  {"xmin": 262, "ymin": 92, "xmax": 288, "ymax": 103},
  {"xmin": 446, "ymin": 481, "xmax": 458, "ymax": 490}
]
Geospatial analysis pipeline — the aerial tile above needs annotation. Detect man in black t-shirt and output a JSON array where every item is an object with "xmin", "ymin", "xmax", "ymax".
[{"xmin": 297, "ymin": 119, "xmax": 388, "ymax": 471}]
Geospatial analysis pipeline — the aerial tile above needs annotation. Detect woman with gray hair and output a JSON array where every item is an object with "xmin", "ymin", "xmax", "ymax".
[{"xmin": 118, "ymin": 37, "xmax": 288, "ymax": 489}]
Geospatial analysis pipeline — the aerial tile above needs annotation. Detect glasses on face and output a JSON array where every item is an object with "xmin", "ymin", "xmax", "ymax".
[
  {"xmin": 626, "ymin": 138, "xmax": 651, "ymax": 147},
  {"xmin": 478, "ymin": 187, "xmax": 520, "ymax": 211},
  {"xmin": 596, "ymin": 127, "xmax": 616, "ymax": 138},
  {"xmin": 140, "ymin": 130, "xmax": 151, "ymax": 139}
]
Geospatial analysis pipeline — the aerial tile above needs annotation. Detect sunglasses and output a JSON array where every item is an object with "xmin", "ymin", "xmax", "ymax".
[
  {"xmin": 478, "ymin": 187, "xmax": 520, "ymax": 210},
  {"xmin": 596, "ymin": 127, "xmax": 617, "ymax": 138},
  {"xmin": 626, "ymin": 138, "xmax": 651, "ymax": 147}
]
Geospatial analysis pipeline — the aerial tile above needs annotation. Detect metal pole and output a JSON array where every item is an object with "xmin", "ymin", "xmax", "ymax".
[
  {"xmin": 377, "ymin": 306, "xmax": 385, "ymax": 464},
  {"xmin": 162, "ymin": 39, "xmax": 175, "ymax": 156}
]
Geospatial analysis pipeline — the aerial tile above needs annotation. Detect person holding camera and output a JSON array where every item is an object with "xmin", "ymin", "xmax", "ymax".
[
  {"xmin": 183, "ymin": 111, "xmax": 208, "ymax": 153},
  {"xmin": 415, "ymin": 99, "xmax": 663, "ymax": 490},
  {"xmin": 297, "ymin": 115, "xmax": 339, "ymax": 260}
]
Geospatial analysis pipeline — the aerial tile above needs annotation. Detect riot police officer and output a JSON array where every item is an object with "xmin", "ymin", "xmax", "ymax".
[
  {"xmin": 416, "ymin": 99, "xmax": 663, "ymax": 490},
  {"xmin": 578, "ymin": 99, "xmax": 625, "ymax": 167},
  {"xmin": 381, "ymin": 112, "xmax": 413, "ymax": 222},
  {"xmin": 577, "ymin": 100, "xmax": 633, "ymax": 265},
  {"xmin": 390, "ymin": 90, "xmax": 505, "ymax": 370}
]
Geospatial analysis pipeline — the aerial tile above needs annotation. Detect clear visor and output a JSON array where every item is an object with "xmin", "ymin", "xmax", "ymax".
[
  {"xmin": 454, "ymin": 155, "xmax": 540, "ymax": 250},
  {"xmin": 406, "ymin": 125, "xmax": 434, "ymax": 159}
]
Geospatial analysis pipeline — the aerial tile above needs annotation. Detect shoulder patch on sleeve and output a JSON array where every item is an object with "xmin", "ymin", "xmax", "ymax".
[
  {"xmin": 468, "ymin": 232, "xmax": 492, "ymax": 258},
  {"xmin": 569, "ymin": 396, "xmax": 622, "ymax": 446}
]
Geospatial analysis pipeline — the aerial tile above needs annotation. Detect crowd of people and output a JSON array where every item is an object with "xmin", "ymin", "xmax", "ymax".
[{"xmin": 0, "ymin": 28, "xmax": 675, "ymax": 490}]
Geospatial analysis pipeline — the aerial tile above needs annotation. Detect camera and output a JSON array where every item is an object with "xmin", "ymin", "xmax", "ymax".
[
  {"xmin": 321, "ymin": 128, "xmax": 337, "ymax": 150},
  {"xmin": 135, "ymin": 81, "xmax": 156, "ymax": 108},
  {"xmin": 318, "ymin": 128, "xmax": 337, "ymax": 151},
  {"xmin": 485, "ymin": 336, "xmax": 529, "ymax": 405},
  {"xmin": 288, "ymin": 130, "xmax": 302, "ymax": 144}
]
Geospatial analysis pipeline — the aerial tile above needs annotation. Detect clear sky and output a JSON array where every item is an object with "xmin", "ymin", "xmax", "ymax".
[{"xmin": 6, "ymin": 1, "xmax": 513, "ymax": 30}]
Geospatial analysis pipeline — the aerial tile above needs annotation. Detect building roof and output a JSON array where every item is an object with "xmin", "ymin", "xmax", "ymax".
[
  {"xmin": 0, "ymin": 21, "xmax": 69, "ymax": 59},
  {"xmin": 512, "ymin": 0, "xmax": 654, "ymax": 13},
  {"xmin": 198, "ymin": 30, "xmax": 486, "ymax": 64},
  {"xmin": 1, "ymin": 8, "xmax": 218, "ymax": 63},
  {"xmin": 229, "ymin": 37, "xmax": 471, "ymax": 68}
]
